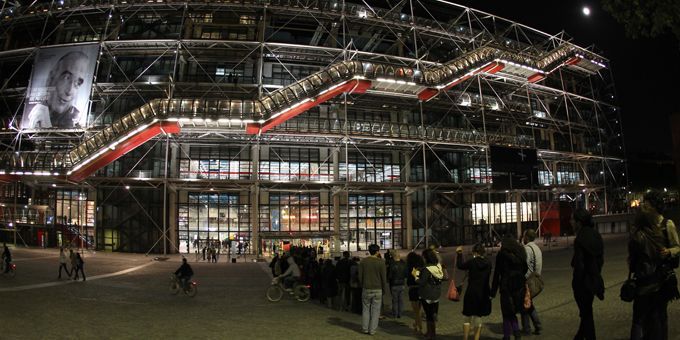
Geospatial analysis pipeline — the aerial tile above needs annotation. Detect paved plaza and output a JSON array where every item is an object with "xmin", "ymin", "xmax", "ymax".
[{"xmin": 1, "ymin": 234, "xmax": 679, "ymax": 339}]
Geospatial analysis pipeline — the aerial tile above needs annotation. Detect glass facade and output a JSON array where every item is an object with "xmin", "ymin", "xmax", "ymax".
[
  {"xmin": 178, "ymin": 192, "xmax": 250, "ymax": 254},
  {"xmin": 341, "ymin": 194, "xmax": 402, "ymax": 251}
]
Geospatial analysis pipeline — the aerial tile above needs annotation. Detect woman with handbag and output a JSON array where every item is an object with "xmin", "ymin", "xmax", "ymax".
[
  {"xmin": 491, "ymin": 234, "xmax": 528, "ymax": 340},
  {"xmin": 456, "ymin": 243, "xmax": 492, "ymax": 340}
]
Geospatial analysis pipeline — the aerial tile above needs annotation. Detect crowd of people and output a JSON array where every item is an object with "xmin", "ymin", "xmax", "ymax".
[
  {"xmin": 2, "ymin": 190, "xmax": 678, "ymax": 339},
  {"xmin": 266, "ymin": 190, "xmax": 679, "ymax": 340}
]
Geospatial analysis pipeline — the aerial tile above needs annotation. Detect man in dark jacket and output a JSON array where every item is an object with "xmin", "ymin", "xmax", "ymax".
[
  {"xmin": 175, "ymin": 257, "xmax": 194, "ymax": 291},
  {"xmin": 335, "ymin": 251, "xmax": 352, "ymax": 311},
  {"xmin": 571, "ymin": 208, "xmax": 604, "ymax": 340},
  {"xmin": 388, "ymin": 251, "xmax": 408, "ymax": 318},
  {"xmin": 359, "ymin": 244, "xmax": 388, "ymax": 335}
]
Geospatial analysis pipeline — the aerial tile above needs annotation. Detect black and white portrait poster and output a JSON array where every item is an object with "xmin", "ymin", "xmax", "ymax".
[{"xmin": 21, "ymin": 44, "xmax": 99, "ymax": 130}]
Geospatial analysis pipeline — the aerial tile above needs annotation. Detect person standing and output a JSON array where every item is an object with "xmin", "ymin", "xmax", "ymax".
[
  {"xmin": 349, "ymin": 256, "xmax": 362, "ymax": 314},
  {"xmin": 269, "ymin": 253, "xmax": 280, "ymax": 277},
  {"xmin": 321, "ymin": 259, "xmax": 338, "ymax": 308},
  {"xmin": 629, "ymin": 191, "xmax": 680, "ymax": 340},
  {"xmin": 58, "ymin": 247, "xmax": 71, "ymax": 279},
  {"xmin": 571, "ymin": 208, "xmax": 604, "ymax": 340},
  {"xmin": 457, "ymin": 243, "xmax": 492, "ymax": 340},
  {"xmin": 336, "ymin": 251, "xmax": 352, "ymax": 311},
  {"xmin": 389, "ymin": 251, "xmax": 408, "ymax": 318},
  {"xmin": 358, "ymin": 244, "xmax": 388, "ymax": 335},
  {"xmin": 414, "ymin": 248, "xmax": 445, "ymax": 340},
  {"xmin": 521, "ymin": 230, "xmax": 543, "ymax": 335},
  {"xmin": 73, "ymin": 252, "xmax": 86, "ymax": 281},
  {"xmin": 491, "ymin": 234, "xmax": 528, "ymax": 340},
  {"xmin": 406, "ymin": 251, "xmax": 426, "ymax": 334}
]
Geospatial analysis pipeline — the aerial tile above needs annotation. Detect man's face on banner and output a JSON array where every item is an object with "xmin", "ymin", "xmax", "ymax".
[{"xmin": 47, "ymin": 53, "xmax": 89, "ymax": 115}]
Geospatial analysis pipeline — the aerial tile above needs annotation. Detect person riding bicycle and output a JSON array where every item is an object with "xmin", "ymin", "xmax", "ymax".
[
  {"xmin": 174, "ymin": 257, "xmax": 194, "ymax": 291},
  {"xmin": 278, "ymin": 256, "xmax": 300, "ymax": 291},
  {"xmin": 2, "ymin": 243, "xmax": 11, "ymax": 274}
]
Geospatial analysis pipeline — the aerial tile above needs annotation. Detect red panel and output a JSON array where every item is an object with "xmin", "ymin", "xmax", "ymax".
[
  {"xmin": 527, "ymin": 73, "xmax": 545, "ymax": 83},
  {"xmin": 349, "ymin": 79, "xmax": 372, "ymax": 94},
  {"xmin": 68, "ymin": 121, "xmax": 180, "ymax": 182},
  {"xmin": 565, "ymin": 56, "xmax": 582, "ymax": 65},
  {"xmin": 474, "ymin": 61, "xmax": 504, "ymax": 75},
  {"xmin": 486, "ymin": 62, "xmax": 505, "ymax": 74},
  {"xmin": 0, "ymin": 175, "xmax": 18, "ymax": 183},
  {"xmin": 245, "ymin": 124, "xmax": 261, "ymax": 135},
  {"xmin": 418, "ymin": 88, "xmax": 439, "ymax": 102}
]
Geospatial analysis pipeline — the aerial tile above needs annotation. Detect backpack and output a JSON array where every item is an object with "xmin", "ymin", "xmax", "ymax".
[{"xmin": 526, "ymin": 244, "xmax": 544, "ymax": 298}]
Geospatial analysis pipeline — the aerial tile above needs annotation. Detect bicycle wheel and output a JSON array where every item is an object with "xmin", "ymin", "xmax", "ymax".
[
  {"xmin": 295, "ymin": 286, "xmax": 310, "ymax": 302},
  {"xmin": 266, "ymin": 284, "xmax": 283, "ymax": 302},
  {"xmin": 8, "ymin": 267, "xmax": 15, "ymax": 278},
  {"xmin": 170, "ymin": 281, "xmax": 180, "ymax": 295},
  {"xmin": 185, "ymin": 283, "xmax": 198, "ymax": 297}
]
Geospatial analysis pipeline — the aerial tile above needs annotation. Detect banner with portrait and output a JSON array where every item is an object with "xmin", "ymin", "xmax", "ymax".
[{"xmin": 21, "ymin": 44, "xmax": 99, "ymax": 130}]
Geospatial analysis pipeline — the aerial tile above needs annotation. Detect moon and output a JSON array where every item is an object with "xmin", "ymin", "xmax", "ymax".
[{"xmin": 582, "ymin": 6, "xmax": 591, "ymax": 16}]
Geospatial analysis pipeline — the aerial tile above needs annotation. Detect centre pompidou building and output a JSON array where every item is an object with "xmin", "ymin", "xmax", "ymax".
[{"xmin": 0, "ymin": 0, "xmax": 626, "ymax": 254}]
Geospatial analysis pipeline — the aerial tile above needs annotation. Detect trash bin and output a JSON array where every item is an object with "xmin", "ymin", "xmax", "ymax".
[{"xmin": 231, "ymin": 258, "xmax": 236, "ymax": 263}]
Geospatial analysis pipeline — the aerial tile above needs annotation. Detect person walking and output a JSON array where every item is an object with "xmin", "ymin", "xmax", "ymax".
[
  {"xmin": 359, "ymin": 244, "xmax": 388, "ymax": 335},
  {"xmin": 2, "ymin": 243, "xmax": 11, "ymax": 273},
  {"xmin": 406, "ymin": 251, "xmax": 426, "ymax": 334},
  {"xmin": 388, "ymin": 251, "xmax": 408, "ymax": 318},
  {"xmin": 521, "ymin": 230, "xmax": 543, "ymax": 335},
  {"xmin": 456, "ymin": 243, "xmax": 492, "ymax": 340},
  {"xmin": 414, "ymin": 248, "xmax": 445, "ymax": 340},
  {"xmin": 571, "ymin": 208, "xmax": 604, "ymax": 340},
  {"xmin": 491, "ymin": 234, "xmax": 528, "ymax": 340},
  {"xmin": 69, "ymin": 248, "xmax": 77, "ymax": 278},
  {"xmin": 628, "ymin": 191, "xmax": 680, "ymax": 340},
  {"xmin": 73, "ymin": 252, "xmax": 86, "ymax": 281},
  {"xmin": 58, "ymin": 247, "xmax": 71, "ymax": 279}
]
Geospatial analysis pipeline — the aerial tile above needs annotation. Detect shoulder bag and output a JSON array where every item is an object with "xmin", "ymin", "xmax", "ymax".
[
  {"xmin": 620, "ymin": 271, "xmax": 636, "ymax": 302},
  {"xmin": 447, "ymin": 256, "xmax": 463, "ymax": 301}
]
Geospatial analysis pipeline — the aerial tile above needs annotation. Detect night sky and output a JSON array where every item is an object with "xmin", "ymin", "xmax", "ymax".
[{"xmin": 450, "ymin": 0, "xmax": 680, "ymax": 156}]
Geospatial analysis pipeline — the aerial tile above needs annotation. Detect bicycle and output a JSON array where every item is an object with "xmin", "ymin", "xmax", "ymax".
[
  {"xmin": 1, "ymin": 262, "xmax": 16, "ymax": 277},
  {"xmin": 266, "ymin": 277, "xmax": 310, "ymax": 302},
  {"xmin": 170, "ymin": 274, "xmax": 198, "ymax": 297}
]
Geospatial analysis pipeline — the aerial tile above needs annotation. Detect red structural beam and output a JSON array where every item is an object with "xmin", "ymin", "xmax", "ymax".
[
  {"xmin": 68, "ymin": 121, "xmax": 180, "ymax": 182},
  {"xmin": 0, "ymin": 175, "xmax": 18, "ymax": 183},
  {"xmin": 246, "ymin": 79, "xmax": 372, "ymax": 135},
  {"xmin": 527, "ymin": 73, "xmax": 546, "ymax": 83},
  {"xmin": 418, "ymin": 62, "xmax": 505, "ymax": 102},
  {"xmin": 565, "ymin": 56, "xmax": 582, "ymax": 65},
  {"xmin": 474, "ymin": 61, "xmax": 505, "ymax": 75}
]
